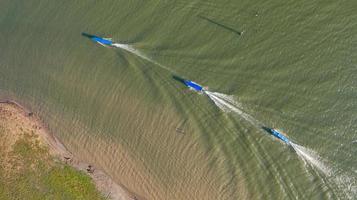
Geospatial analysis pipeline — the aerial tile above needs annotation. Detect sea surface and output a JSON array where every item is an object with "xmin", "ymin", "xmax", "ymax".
[{"xmin": 1, "ymin": 1, "xmax": 356, "ymax": 199}]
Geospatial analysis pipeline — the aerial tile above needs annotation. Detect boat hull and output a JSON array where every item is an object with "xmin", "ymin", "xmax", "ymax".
[
  {"xmin": 183, "ymin": 80, "xmax": 203, "ymax": 91},
  {"xmin": 262, "ymin": 127, "xmax": 290, "ymax": 144}
]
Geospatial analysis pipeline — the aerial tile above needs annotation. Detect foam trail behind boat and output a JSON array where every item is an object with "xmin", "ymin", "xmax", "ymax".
[
  {"xmin": 291, "ymin": 143, "xmax": 357, "ymax": 199},
  {"xmin": 204, "ymin": 91, "xmax": 261, "ymax": 127},
  {"xmin": 206, "ymin": 91, "xmax": 330, "ymax": 173},
  {"xmin": 112, "ymin": 43, "xmax": 175, "ymax": 73},
  {"xmin": 290, "ymin": 142, "xmax": 331, "ymax": 176},
  {"xmin": 205, "ymin": 91, "xmax": 355, "ymax": 198}
]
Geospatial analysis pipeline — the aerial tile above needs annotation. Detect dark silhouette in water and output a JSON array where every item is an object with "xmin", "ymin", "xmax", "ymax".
[
  {"xmin": 197, "ymin": 15, "xmax": 242, "ymax": 36},
  {"xmin": 262, "ymin": 126, "xmax": 273, "ymax": 134},
  {"xmin": 81, "ymin": 32, "xmax": 96, "ymax": 39},
  {"xmin": 172, "ymin": 75, "xmax": 186, "ymax": 85}
]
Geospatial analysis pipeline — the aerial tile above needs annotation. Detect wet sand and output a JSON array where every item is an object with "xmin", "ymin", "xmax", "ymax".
[{"xmin": 0, "ymin": 99, "xmax": 139, "ymax": 200}]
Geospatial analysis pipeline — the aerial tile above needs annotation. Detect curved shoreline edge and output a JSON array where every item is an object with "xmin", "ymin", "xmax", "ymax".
[{"xmin": 0, "ymin": 99, "xmax": 138, "ymax": 200}]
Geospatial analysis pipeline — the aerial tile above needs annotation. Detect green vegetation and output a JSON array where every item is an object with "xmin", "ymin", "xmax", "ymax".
[{"xmin": 0, "ymin": 129, "xmax": 105, "ymax": 200}]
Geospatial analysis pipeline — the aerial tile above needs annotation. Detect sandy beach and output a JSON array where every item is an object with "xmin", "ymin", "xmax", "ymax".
[{"xmin": 0, "ymin": 100, "xmax": 138, "ymax": 200}]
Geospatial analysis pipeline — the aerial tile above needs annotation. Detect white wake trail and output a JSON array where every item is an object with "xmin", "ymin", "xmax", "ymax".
[
  {"xmin": 204, "ymin": 91, "xmax": 331, "ymax": 176},
  {"xmin": 291, "ymin": 143, "xmax": 357, "ymax": 199},
  {"xmin": 290, "ymin": 143, "xmax": 331, "ymax": 176},
  {"xmin": 204, "ymin": 91, "xmax": 261, "ymax": 127},
  {"xmin": 112, "ymin": 43, "xmax": 174, "ymax": 73},
  {"xmin": 113, "ymin": 42, "xmax": 355, "ymax": 198},
  {"xmin": 204, "ymin": 91, "xmax": 355, "ymax": 198}
]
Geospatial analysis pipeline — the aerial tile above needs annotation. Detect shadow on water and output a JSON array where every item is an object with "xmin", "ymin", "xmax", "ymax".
[
  {"xmin": 172, "ymin": 75, "xmax": 186, "ymax": 85},
  {"xmin": 197, "ymin": 15, "xmax": 242, "ymax": 36},
  {"xmin": 81, "ymin": 32, "xmax": 96, "ymax": 39},
  {"xmin": 261, "ymin": 126, "xmax": 273, "ymax": 134}
]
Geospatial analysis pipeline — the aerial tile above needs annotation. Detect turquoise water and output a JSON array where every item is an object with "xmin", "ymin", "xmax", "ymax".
[{"xmin": 1, "ymin": 1, "xmax": 356, "ymax": 199}]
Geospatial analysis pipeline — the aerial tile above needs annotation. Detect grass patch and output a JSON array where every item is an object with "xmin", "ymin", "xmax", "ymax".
[
  {"xmin": 44, "ymin": 165, "xmax": 104, "ymax": 200},
  {"xmin": 0, "ymin": 130, "xmax": 105, "ymax": 200}
]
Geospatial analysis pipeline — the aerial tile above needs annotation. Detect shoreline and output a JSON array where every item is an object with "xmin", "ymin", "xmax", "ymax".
[{"xmin": 0, "ymin": 99, "xmax": 138, "ymax": 200}]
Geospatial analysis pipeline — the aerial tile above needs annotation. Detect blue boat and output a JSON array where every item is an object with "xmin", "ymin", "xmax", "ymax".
[
  {"xmin": 82, "ymin": 32, "xmax": 113, "ymax": 46},
  {"xmin": 183, "ymin": 80, "xmax": 204, "ymax": 92},
  {"xmin": 91, "ymin": 36, "xmax": 113, "ymax": 46},
  {"xmin": 262, "ymin": 127, "xmax": 290, "ymax": 144}
]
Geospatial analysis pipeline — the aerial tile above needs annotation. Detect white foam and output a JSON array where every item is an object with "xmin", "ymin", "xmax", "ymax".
[
  {"xmin": 332, "ymin": 173, "xmax": 357, "ymax": 199},
  {"xmin": 112, "ymin": 43, "xmax": 174, "ymax": 73},
  {"xmin": 290, "ymin": 143, "xmax": 332, "ymax": 176},
  {"xmin": 204, "ymin": 91, "xmax": 260, "ymax": 127},
  {"xmin": 114, "ymin": 43, "xmax": 356, "ymax": 198}
]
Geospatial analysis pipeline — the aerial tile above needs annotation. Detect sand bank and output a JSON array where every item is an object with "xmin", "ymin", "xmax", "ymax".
[{"xmin": 0, "ymin": 99, "xmax": 139, "ymax": 200}]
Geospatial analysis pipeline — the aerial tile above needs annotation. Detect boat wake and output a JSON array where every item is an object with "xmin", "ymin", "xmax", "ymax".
[
  {"xmin": 204, "ymin": 91, "xmax": 333, "ymax": 174},
  {"xmin": 291, "ymin": 142, "xmax": 357, "ymax": 199},
  {"xmin": 112, "ymin": 43, "xmax": 174, "ymax": 73},
  {"xmin": 290, "ymin": 142, "xmax": 331, "ymax": 176},
  {"xmin": 111, "ymin": 41, "xmax": 355, "ymax": 198},
  {"xmin": 204, "ymin": 91, "xmax": 261, "ymax": 128},
  {"xmin": 332, "ymin": 172, "xmax": 357, "ymax": 200}
]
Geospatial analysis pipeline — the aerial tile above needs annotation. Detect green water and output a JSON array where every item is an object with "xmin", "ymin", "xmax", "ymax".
[{"xmin": 1, "ymin": 0, "xmax": 356, "ymax": 199}]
